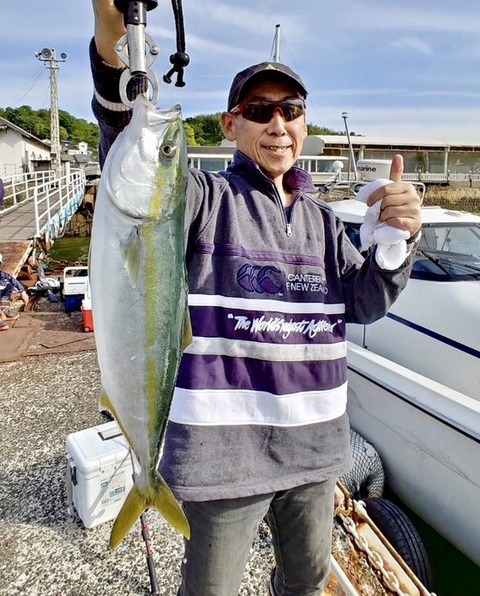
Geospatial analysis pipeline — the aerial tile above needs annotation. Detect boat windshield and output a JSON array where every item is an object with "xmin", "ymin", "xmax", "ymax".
[
  {"xmin": 413, "ymin": 223, "xmax": 480, "ymax": 280},
  {"xmin": 343, "ymin": 221, "xmax": 480, "ymax": 281}
]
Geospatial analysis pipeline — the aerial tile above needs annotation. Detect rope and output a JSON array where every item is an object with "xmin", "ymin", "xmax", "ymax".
[
  {"xmin": 163, "ymin": 0, "xmax": 190, "ymax": 87},
  {"xmin": 340, "ymin": 429, "xmax": 385, "ymax": 499}
]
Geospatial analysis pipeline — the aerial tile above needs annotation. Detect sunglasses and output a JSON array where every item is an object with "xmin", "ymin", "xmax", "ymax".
[{"xmin": 230, "ymin": 98, "xmax": 306, "ymax": 123}]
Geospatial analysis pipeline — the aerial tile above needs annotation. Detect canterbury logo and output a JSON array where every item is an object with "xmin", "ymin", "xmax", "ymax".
[{"xmin": 237, "ymin": 264, "xmax": 282, "ymax": 294}]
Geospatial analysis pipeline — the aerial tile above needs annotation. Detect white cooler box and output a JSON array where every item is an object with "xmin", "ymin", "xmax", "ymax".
[
  {"xmin": 63, "ymin": 266, "xmax": 89, "ymax": 313},
  {"xmin": 66, "ymin": 421, "xmax": 134, "ymax": 528}
]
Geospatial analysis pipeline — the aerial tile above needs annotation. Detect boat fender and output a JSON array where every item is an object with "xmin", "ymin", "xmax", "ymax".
[
  {"xmin": 340, "ymin": 429, "xmax": 384, "ymax": 499},
  {"xmin": 362, "ymin": 497, "xmax": 434, "ymax": 591}
]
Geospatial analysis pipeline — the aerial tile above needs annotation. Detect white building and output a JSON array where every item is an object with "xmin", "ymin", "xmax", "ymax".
[
  {"xmin": 0, "ymin": 117, "xmax": 52, "ymax": 176},
  {"xmin": 303, "ymin": 135, "xmax": 480, "ymax": 182},
  {"xmin": 62, "ymin": 140, "xmax": 90, "ymax": 156},
  {"xmin": 188, "ymin": 135, "xmax": 480, "ymax": 187}
]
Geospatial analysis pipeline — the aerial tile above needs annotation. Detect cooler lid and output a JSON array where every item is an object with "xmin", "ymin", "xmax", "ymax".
[{"xmin": 66, "ymin": 421, "xmax": 131, "ymax": 474}]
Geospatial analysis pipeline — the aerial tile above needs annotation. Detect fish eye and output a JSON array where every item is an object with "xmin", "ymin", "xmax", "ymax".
[{"xmin": 161, "ymin": 142, "xmax": 177, "ymax": 158}]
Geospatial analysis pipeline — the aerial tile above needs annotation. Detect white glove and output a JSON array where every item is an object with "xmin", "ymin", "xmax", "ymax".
[{"xmin": 356, "ymin": 179, "xmax": 410, "ymax": 270}]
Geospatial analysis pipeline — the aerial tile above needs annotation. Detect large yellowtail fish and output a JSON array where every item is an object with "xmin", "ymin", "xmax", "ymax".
[{"xmin": 89, "ymin": 94, "xmax": 191, "ymax": 548}]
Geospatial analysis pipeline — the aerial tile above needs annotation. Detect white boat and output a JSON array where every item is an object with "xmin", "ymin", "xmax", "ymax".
[{"xmin": 328, "ymin": 177, "xmax": 480, "ymax": 568}]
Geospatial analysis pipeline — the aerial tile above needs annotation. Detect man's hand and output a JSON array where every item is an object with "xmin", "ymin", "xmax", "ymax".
[
  {"xmin": 91, "ymin": 0, "xmax": 126, "ymax": 67},
  {"xmin": 366, "ymin": 154, "xmax": 422, "ymax": 237},
  {"xmin": 21, "ymin": 290, "xmax": 29, "ymax": 308}
]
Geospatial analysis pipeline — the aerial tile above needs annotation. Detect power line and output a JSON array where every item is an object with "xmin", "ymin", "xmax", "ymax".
[{"xmin": 1, "ymin": 65, "xmax": 45, "ymax": 106}]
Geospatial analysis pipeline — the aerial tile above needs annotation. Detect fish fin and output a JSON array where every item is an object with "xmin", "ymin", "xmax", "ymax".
[
  {"xmin": 122, "ymin": 227, "xmax": 141, "ymax": 288},
  {"xmin": 99, "ymin": 388, "xmax": 132, "ymax": 446},
  {"xmin": 99, "ymin": 388, "xmax": 122, "ymax": 424},
  {"xmin": 109, "ymin": 484, "xmax": 146, "ymax": 549},
  {"xmin": 182, "ymin": 309, "xmax": 193, "ymax": 351},
  {"xmin": 152, "ymin": 475, "xmax": 191, "ymax": 540},
  {"xmin": 109, "ymin": 477, "xmax": 190, "ymax": 549},
  {"xmin": 99, "ymin": 387, "xmax": 113, "ymax": 413}
]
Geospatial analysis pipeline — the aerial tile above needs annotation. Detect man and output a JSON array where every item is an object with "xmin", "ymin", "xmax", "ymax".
[
  {"xmin": 0, "ymin": 253, "xmax": 29, "ymax": 311},
  {"xmin": 90, "ymin": 3, "xmax": 421, "ymax": 594}
]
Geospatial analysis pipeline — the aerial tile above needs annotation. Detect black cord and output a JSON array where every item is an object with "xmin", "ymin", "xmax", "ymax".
[{"xmin": 163, "ymin": 0, "xmax": 190, "ymax": 87}]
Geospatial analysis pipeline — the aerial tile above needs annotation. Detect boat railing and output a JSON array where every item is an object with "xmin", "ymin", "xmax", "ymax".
[
  {"xmin": 336, "ymin": 171, "xmax": 480, "ymax": 185},
  {"xmin": 322, "ymin": 178, "xmax": 427, "ymax": 203},
  {"xmin": 402, "ymin": 172, "xmax": 480, "ymax": 184}
]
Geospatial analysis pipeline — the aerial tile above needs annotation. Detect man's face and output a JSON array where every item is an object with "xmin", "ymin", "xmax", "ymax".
[{"xmin": 221, "ymin": 78, "xmax": 308, "ymax": 181}]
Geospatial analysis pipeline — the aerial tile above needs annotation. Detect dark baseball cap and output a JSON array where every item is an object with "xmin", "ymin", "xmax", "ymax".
[{"xmin": 227, "ymin": 62, "xmax": 308, "ymax": 111}]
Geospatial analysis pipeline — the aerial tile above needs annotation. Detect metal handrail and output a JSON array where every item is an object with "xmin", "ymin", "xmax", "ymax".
[
  {"xmin": 0, "ymin": 169, "xmax": 86, "ymax": 238},
  {"xmin": 33, "ymin": 170, "xmax": 86, "ymax": 236},
  {"xmin": 0, "ymin": 171, "xmax": 55, "ymax": 215}
]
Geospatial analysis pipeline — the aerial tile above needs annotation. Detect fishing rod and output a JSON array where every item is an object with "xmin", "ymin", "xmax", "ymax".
[
  {"xmin": 127, "ymin": 446, "xmax": 160, "ymax": 595},
  {"xmin": 113, "ymin": 0, "xmax": 189, "ymax": 107}
]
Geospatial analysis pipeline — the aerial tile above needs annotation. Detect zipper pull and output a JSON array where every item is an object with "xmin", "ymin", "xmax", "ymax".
[{"xmin": 286, "ymin": 222, "xmax": 292, "ymax": 237}]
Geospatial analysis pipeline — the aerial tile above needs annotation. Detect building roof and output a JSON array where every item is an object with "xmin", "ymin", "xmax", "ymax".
[
  {"xmin": 73, "ymin": 154, "xmax": 91, "ymax": 164},
  {"xmin": 193, "ymin": 135, "xmax": 480, "ymax": 157},
  {"xmin": 307, "ymin": 135, "xmax": 480, "ymax": 151},
  {"xmin": 0, "ymin": 116, "xmax": 51, "ymax": 151},
  {"xmin": 188, "ymin": 145, "xmax": 235, "ymax": 156}
]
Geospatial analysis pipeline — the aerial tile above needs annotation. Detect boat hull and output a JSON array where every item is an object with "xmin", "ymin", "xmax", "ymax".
[
  {"xmin": 347, "ymin": 277, "xmax": 480, "ymax": 399},
  {"xmin": 346, "ymin": 342, "xmax": 480, "ymax": 568}
]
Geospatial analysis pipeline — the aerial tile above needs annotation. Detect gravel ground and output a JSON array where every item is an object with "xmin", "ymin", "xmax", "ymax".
[
  {"xmin": 0, "ymin": 297, "xmax": 389, "ymax": 596},
  {"xmin": 0, "ymin": 347, "xmax": 282, "ymax": 596}
]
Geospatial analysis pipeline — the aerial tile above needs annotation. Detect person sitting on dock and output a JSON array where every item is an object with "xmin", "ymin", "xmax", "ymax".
[{"xmin": 0, "ymin": 253, "xmax": 29, "ymax": 311}]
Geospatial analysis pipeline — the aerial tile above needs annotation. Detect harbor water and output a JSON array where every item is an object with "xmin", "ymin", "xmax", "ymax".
[{"xmin": 47, "ymin": 235, "xmax": 90, "ymax": 264}]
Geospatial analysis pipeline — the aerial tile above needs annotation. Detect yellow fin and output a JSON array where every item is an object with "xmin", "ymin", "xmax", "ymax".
[
  {"xmin": 99, "ymin": 388, "xmax": 133, "ymax": 449},
  {"xmin": 109, "ymin": 476, "xmax": 190, "ymax": 549},
  {"xmin": 109, "ymin": 484, "xmax": 145, "ymax": 549},
  {"xmin": 152, "ymin": 474, "xmax": 191, "ymax": 540},
  {"xmin": 182, "ymin": 309, "xmax": 193, "ymax": 351},
  {"xmin": 99, "ymin": 387, "xmax": 114, "ymax": 415}
]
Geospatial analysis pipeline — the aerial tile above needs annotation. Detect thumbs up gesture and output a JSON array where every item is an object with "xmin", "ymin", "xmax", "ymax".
[{"xmin": 365, "ymin": 154, "xmax": 422, "ymax": 237}]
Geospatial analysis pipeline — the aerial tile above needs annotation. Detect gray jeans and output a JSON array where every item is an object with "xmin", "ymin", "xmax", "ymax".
[{"xmin": 177, "ymin": 478, "xmax": 335, "ymax": 596}]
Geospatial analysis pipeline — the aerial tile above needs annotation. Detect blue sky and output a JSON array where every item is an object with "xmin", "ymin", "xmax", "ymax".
[{"xmin": 1, "ymin": 0, "xmax": 480, "ymax": 144}]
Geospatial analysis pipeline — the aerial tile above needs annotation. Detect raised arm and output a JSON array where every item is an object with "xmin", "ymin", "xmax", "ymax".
[{"xmin": 91, "ymin": 0, "xmax": 125, "ymax": 67}]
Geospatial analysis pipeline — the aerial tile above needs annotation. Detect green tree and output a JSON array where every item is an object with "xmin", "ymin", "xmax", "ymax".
[
  {"xmin": 183, "ymin": 122, "xmax": 197, "ymax": 146},
  {"xmin": 0, "ymin": 105, "xmax": 100, "ymax": 149},
  {"xmin": 185, "ymin": 113, "xmax": 223, "ymax": 146},
  {"xmin": 307, "ymin": 123, "xmax": 342, "ymax": 135},
  {"xmin": 0, "ymin": 105, "xmax": 347, "ymax": 153}
]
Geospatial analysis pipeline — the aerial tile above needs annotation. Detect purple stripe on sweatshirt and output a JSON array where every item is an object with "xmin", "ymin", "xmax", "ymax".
[
  {"xmin": 195, "ymin": 241, "xmax": 325, "ymax": 267},
  {"xmin": 176, "ymin": 353, "xmax": 347, "ymax": 394},
  {"xmin": 189, "ymin": 305, "xmax": 345, "ymax": 345}
]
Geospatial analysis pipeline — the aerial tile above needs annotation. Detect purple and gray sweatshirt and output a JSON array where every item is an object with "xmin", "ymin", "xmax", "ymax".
[{"xmin": 90, "ymin": 40, "xmax": 419, "ymax": 502}]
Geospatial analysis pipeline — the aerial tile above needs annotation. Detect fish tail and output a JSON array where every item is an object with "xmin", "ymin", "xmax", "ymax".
[
  {"xmin": 109, "ymin": 477, "xmax": 190, "ymax": 549},
  {"xmin": 151, "ymin": 475, "xmax": 191, "ymax": 540},
  {"xmin": 109, "ymin": 484, "xmax": 145, "ymax": 549}
]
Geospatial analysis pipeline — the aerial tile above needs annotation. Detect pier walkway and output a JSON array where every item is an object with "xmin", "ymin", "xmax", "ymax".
[{"xmin": 0, "ymin": 170, "xmax": 86, "ymax": 276}]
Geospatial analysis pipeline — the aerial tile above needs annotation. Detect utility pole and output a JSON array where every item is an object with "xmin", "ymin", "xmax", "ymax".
[{"xmin": 35, "ymin": 48, "xmax": 67, "ymax": 181}]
